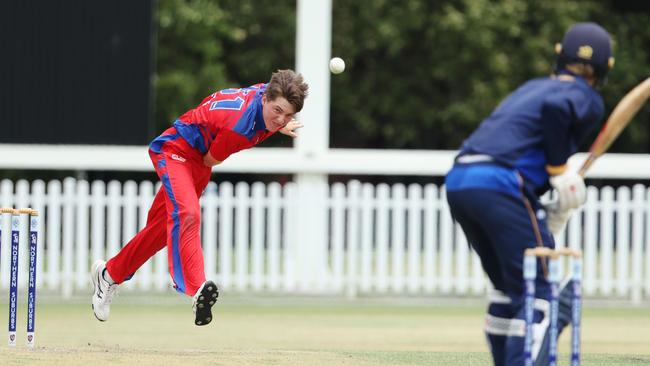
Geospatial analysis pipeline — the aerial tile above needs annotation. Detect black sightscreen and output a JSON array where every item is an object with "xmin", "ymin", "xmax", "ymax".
[{"xmin": 0, "ymin": 0, "xmax": 154, "ymax": 145}]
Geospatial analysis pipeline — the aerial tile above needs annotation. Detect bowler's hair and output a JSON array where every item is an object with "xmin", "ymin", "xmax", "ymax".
[{"xmin": 265, "ymin": 69, "xmax": 309, "ymax": 112}]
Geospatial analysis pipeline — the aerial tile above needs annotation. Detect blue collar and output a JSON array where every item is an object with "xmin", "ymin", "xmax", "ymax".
[{"xmin": 252, "ymin": 91, "xmax": 268, "ymax": 132}]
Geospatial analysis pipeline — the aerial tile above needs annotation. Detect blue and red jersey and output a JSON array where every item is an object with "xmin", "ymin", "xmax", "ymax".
[{"xmin": 151, "ymin": 83, "xmax": 273, "ymax": 161}]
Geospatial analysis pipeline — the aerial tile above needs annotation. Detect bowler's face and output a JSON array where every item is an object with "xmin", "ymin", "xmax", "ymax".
[{"xmin": 262, "ymin": 95, "xmax": 296, "ymax": 132}]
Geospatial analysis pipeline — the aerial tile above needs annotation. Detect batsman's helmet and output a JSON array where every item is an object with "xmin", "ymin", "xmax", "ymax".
[{"xmin": 554, "ymin": 22, "xmax": 615, "ymax": 84}]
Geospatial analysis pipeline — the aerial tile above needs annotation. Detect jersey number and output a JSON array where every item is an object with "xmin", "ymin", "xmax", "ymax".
[{"xmin": 209, "ymin": 96, "xmax": 244, "ymax": 111}]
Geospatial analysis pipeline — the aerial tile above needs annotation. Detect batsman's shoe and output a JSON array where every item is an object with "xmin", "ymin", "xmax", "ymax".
[
  {"xmin": 91, "ymin": 260, "xmax": 119, "ymax": 322},
  {"xmin": 192, "ymin": 280, "xmax": 219, "ymax": 326}
]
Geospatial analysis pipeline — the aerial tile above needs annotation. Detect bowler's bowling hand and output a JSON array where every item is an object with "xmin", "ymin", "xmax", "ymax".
[{"xmin": 203, "ymin": 152, "xmax": 222, "ymax": 167}]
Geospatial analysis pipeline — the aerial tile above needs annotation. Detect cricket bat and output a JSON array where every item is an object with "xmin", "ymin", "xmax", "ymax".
[{"xmin": 579, "ymin": 77, "xmax": 650, "ymax": 176}]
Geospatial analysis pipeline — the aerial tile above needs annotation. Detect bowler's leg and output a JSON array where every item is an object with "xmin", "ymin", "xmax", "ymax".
[
  {"xmin": 105, "ymin": 188, "xmax": 168, "ymax": 282},
  {"xmin": 153, "ymin": 150, "xmax": 206, "ymax": 296},
  {"xmin": 91, "ymin": 185, "xmax": 168, "ymax": 322}
]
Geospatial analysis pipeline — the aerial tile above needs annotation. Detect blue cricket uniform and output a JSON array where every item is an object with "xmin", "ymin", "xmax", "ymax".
[{"xmin": 445, "ymin": 75, "xmax": 603, "ymax": 366}]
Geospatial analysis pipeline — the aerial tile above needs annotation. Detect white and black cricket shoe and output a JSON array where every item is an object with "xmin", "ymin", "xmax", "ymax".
[
  {"xmin": 192, "ymin": 280, "xmax": 219, "ymax": 326},
  {"xmin": 91, "ymin": 260, "xmax": 119, "ymax": 322}
]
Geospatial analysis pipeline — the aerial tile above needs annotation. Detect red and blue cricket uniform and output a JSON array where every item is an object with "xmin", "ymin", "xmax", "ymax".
[
  {"xmin": 106, "ymin": 84, "xmax": 274, "ymax": 296},
  {"xmin": 445, "ymin": 75, "xmax": 603, "ymax": 366}
]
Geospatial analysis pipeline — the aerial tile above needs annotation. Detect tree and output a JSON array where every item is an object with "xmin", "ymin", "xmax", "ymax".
[
  {"xmin": 154, "ymin": 0, "xmax": 650, "ymax": 152},
  {"xmin": 154, "ymin": 0, "xmax": 296, "ymax": 149}
]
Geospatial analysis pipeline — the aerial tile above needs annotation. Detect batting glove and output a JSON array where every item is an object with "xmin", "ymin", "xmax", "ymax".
[
  {"xmin": 544, "ymin": 205, "xmax": 573, "ymax": 235},
  {"xmin": 549, "ymin": 170, "xmax": 586, "ymax": 211}
]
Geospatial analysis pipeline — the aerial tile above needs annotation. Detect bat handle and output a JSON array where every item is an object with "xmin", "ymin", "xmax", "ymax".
[{"xmin": 578, "ymin": 155, "xmax": 595, "ymax": 177}]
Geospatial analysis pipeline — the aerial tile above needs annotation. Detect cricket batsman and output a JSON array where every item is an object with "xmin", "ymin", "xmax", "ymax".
[{"xmin": 444, "ymin": 23, "xmax": 614, "ymax": 365}]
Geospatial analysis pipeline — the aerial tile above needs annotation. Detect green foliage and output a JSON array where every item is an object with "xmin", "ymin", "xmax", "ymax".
[
  {"xmin": 154, "ymin": 0, "xmax": 232, "ymax": 131},
  {"xmin": 217, "ymin": 0, "xmax": 297, "ymax": 85},
  {"xmin": 154, "ymin": 0, "xmax": 296, "ymax": 146},
  {"xmin": 594, "ymin": 6, "xmax": 650, "ymax": 153},
  {"xmin": 331, "ymin": 0, "xmax": 599, "ymax": 149},
  {"xmin": 154, "ymin": 0, "xmax": 650, "ymax": 152}
]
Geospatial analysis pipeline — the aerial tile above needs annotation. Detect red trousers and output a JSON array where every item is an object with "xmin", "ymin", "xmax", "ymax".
[{"xmin": 106, "ymin": 132, "xmax": 211, "ymax": 296}]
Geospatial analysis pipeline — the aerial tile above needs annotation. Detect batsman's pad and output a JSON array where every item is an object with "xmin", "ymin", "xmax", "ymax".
[
  {"xmin": 485, "ymin": 291, "xmax": 551, "ymax": 366},
  {"xmin": 534, "ymin": 279, "xmax": 575, "ymax": 366},
  {"xmin": 484, "ymin": 290, "xmax": 513, "ymax": 366}
]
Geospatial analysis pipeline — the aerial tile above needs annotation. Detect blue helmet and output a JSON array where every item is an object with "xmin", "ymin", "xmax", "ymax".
[{"xmin": 555, "ymin": 22, "xmax": 615, "ymax": 83}]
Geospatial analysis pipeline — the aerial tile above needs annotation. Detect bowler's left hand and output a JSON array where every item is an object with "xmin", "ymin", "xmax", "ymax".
[{"xmin": 279, "ymin": 119, "xmax": 304, "ymax": 138}]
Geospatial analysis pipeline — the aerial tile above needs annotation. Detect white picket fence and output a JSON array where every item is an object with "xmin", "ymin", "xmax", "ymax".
[{"xmin": 1, "ymin": 178, "xmax": 649, "ymax": 303}]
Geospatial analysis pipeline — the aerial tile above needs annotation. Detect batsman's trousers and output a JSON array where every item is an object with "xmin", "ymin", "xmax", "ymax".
[{"xmin": 446, "ymin": 163, "xmax": 556, "ymax": 365}]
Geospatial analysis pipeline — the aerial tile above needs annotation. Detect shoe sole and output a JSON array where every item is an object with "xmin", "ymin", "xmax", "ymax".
[
  {"xmin": 91, "ymin": 260, "xmax": 107, "ymax": 322},
  {"xmin": 194, "ymin": 280, "xmax": 219, "ymax": 326}
]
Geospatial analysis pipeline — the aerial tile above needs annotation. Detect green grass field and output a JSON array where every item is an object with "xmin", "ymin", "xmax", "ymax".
[{"xmin": 1, "ymin": 295, "xmax": 649, "ymax": 365}]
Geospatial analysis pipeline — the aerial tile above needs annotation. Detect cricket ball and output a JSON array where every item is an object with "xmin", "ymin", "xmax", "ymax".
[{"xmin": 329, "ymin": 57, "xmax": 345, "ymax": 74}]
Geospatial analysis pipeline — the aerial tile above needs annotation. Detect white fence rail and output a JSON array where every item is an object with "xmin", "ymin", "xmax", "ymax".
[{"xmin": 1, "ymin": 178, "xmax": 649, "ymax": 303}]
